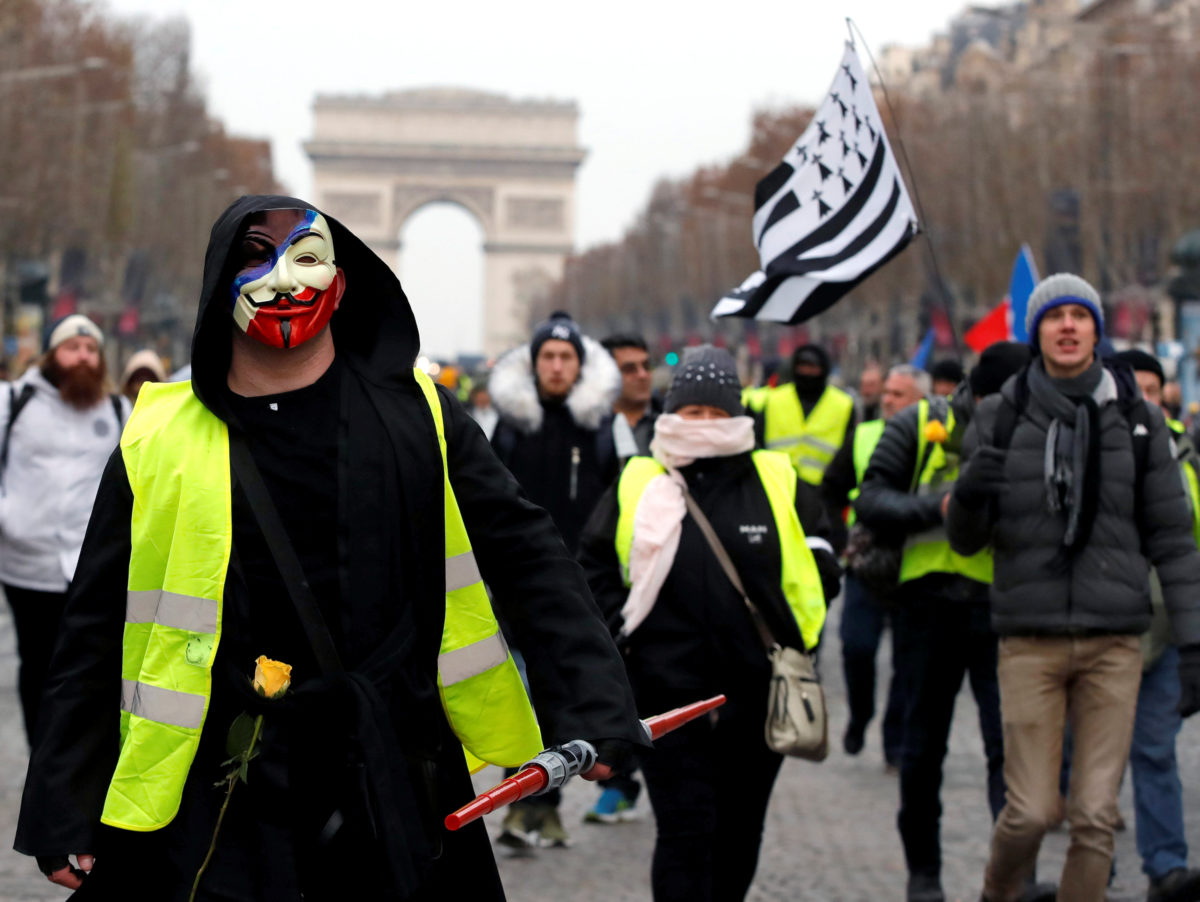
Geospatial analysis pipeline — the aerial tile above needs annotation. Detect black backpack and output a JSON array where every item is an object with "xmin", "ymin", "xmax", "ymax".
[
  {"xmin": 988, "ymin": 364, "xmax": 1152, "ymax": 525},
  {"xmin": 1, "ymin": 383, "xmax": 125, "ymax": 477}
]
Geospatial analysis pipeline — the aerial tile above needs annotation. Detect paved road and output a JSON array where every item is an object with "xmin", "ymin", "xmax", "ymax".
[{"xmin": 0, "ymin": 598, "xmax": 1196, "ymax": 901}]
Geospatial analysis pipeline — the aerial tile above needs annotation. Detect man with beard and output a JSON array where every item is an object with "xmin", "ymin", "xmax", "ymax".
[
  {"xmin": 0, "ymin": 314, "xmax": 128, "ymax": 743},
  {"xmin": 14, "ymin": 198, "xmax": 645, "ymax": 901},
  {"xmin": 755, "ymin": 344, "xmax": 856, "ymax": 486}
]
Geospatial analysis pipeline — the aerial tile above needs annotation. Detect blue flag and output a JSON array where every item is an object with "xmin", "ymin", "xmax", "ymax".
[
  {"xmin": 1008, "ymin": 245, "xmax": 1040, "ymax": 343},
  {"xmin": 911, "ymin": 327, "xmax": 935, "ymax": 369}
]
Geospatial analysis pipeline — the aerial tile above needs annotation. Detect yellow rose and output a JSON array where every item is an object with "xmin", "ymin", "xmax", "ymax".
[
  {"xmin": 924, "ymin": 420, "xmax": 948, "ymax": 445},
  {"xmin": 253, "ymin": 656, "xmax": 292, "ymax": 698}
]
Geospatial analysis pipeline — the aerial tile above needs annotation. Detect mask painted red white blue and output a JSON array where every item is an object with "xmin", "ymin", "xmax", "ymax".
[{"xmin": 230, "ymin": 208, "xmax": 345, "ymax": 349}]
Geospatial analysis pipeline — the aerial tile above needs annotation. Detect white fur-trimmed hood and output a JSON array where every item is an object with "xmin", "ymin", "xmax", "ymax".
[{"xmin": 489, "ymin": 335, "xmax": 620, "ymax": 434}]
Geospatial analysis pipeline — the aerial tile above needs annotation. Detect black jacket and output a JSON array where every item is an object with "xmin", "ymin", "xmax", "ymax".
[
  {"xmin": 819, "ymin": 421, "xmax": 861, "ymax": 555},
  {"xmin": 947, "ymin": 360, "xmax": 1200, "ymax": 641},
  {"xmin": 489, "ymin": 337, "xmax": 621, "ymax": 553},
  {"xmin": 14, "ymin": 195, "xmax": 645, "ymax": 901},
  {"xmin": 579, "ymin": 452, "xmax": 840, "ymax": 723}
]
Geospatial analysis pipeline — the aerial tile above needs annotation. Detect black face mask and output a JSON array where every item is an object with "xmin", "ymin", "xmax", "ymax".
[{"xmin": 793, "ymin": 373, "xmax": 826, "ymax": 398}]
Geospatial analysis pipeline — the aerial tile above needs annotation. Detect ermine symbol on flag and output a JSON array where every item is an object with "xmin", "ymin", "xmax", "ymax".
[{"xmin": 712, "ymin": 42, "xmax": 919, "ymax": 325}]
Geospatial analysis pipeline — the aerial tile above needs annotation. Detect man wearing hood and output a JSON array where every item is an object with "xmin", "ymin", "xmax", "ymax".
[
  {"xmin": 755, "ymin": 343, "xmax": 855, "ymax": 486},
  {"xmin": 13, "ymin": 197, "xmax": 646, "ymax": 901},
  {"xmin": 489, "ymin": 311, "xmax": 621, "ymax": 554},
  {"xmin": 947, "ymin": 275, "xmax": 1200, "ymax": 902},
  {"xmin": 0, "ymin": 314, "xmax": 129, "ymax": 744}
]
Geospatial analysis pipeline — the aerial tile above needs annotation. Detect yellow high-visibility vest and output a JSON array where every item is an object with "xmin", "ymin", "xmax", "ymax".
[
  {"xmin": 762, "ymin": 384, "xmax": 854, "ymax": 486},
  {"xmin": 846, "ymin": 418, "xmax": 885, "ymax": 528},
  {"xmin": 898, "ymin": 399, "xmax": 992, "ymax": 585},
  {"xmin": 101, "ymin": 372, "xmax": 541, "ymax": 832},
  {"xmin": 614, "ymin": 452, "xmax": 826, "ymax": 650}
]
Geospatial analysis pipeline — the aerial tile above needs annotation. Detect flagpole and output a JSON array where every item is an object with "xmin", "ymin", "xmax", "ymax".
[{"xmin": 845, "ymin": 17, "xmax": 965, "ymax": 362}]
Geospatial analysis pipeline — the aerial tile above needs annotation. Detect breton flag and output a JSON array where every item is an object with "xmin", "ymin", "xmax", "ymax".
[{"xmin": 712, "ymin": 43, "xmax": 919, "ymax": 324}]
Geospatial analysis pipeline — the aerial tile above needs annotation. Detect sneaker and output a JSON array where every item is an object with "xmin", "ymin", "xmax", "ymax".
[
  {"xmin": 584, "ymin": 787, "xmax": 640, "ymax": 824},
  {"xmin": 843, "ymin": 722, "xmax": 865, "ymax": 756},
  {"xmin": 1148, "ymin": 867, "xmax": 1200, "ymax": 902},
  {"xmin": 535, "ymin": 805, "xmax": 571, "ymax": 848},
  {"xmin": 906, "ymin": 873, "xmax": 945, "ymax": 902},
  {"xmin": 497, "ymin": 806, "xmax": 538, "ymax": 851}
]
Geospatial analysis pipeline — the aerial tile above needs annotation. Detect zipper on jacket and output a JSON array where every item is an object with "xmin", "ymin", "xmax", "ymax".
[{"xmin": 570, "ymin": 446, "xmax": 580, "ymax": 500}]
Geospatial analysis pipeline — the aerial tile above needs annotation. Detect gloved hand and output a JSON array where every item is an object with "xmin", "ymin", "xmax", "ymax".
[
  {"xmin": 953, "ymin": 446, "xmax": 1008, "ymax": 509},
  {"xmin": 1179, "ymin": 645, "xmax": 1200, "ymax": 718}
]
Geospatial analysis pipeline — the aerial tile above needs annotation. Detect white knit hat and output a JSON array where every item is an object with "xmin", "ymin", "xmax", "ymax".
[{"xmin": 46, "ymin": 314, "xmax": 104, "ymax": 351}]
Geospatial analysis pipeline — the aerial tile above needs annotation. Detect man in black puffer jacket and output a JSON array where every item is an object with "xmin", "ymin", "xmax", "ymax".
[
  {"xmin": 947, "ymin": 274, "xmax": 1200, "ymax": 902},
  {"xmin": 856, "ymin": 343, "xmax": 1031, "ymax": 902}
]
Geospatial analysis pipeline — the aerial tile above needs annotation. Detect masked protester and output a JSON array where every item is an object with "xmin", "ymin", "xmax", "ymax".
[
  {"xmin": 580, "ymin": 346, "xmax": 841, "ymax": 902},
  {"xmin": 0, "ymin": 315, "xmax": 129, "ymax": 743},
  {"xmin": 14, "ymin": 197, "xmax": 647, "ymax": 901},
  {"xmin": 946, "ymin": 276, "xmax": 1200, "ymax": 902},
  {"xmin": 753, "ymin": 343, "xmax": 856, "ymax": 486}
]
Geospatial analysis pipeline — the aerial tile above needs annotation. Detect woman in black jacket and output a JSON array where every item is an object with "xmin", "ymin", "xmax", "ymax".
[{"xmin": 579, "ymin": 346, "xmax": 840, "ymax": 902}]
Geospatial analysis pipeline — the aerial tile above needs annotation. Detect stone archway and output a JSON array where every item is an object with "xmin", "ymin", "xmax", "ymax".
[{"xmin": 304, "ymin": 87, "xmax": 584, "ymax": 357}]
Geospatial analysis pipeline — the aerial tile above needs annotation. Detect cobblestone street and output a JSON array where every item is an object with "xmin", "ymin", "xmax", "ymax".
[{"xmin": 0, "ymin": 597, "xmax": 1197, "ymax": 901}]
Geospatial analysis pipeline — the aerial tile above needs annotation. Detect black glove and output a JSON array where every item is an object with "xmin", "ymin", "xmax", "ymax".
[
  {"xmin": 1179, "ymin": 645, "xmax": 1200, "ymax": 719},
  {"xmin": 953, "ymin": 446, "xmax": 1008, "ymax": 509},
  {"xmin": 36, "ymin": 856, "xmax": 69, "ymax": 877},
  {"xmin": 592, "ymin": 738, "xmax": 639, "ymax": 771}
]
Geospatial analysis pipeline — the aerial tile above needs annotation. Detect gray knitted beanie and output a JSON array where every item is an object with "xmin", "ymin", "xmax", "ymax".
[
  {"xmin": 1025, "ymin": 273, "xmax": 1104, "ymax": 348},
  {"xmin": 663, "ymin": 345, "xmax": 744, "ymax": 417}
]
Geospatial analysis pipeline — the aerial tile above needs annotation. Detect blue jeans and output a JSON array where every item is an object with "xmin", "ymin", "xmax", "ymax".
[
  {"xmin": 839, "ymin": 573, "xmax": 905, "ymax": 764},
  {"xmin": 1130, "ymin": 645, "xmax": 1188, "ymax": 880}
]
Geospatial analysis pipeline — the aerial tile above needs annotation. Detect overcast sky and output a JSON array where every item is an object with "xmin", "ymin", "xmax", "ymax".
[{"xmin": 104, "ymin": 0, "xmax": 984, "ymax": 357}]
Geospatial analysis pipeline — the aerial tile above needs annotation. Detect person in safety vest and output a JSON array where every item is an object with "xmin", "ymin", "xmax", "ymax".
[
  {"xmin": 579, "ymin": 345, "xmax": 841, "ymax": 902},
  {"xmin": 855, "ymin": 342, "xmax": 1032, "ymax": 902},
  {"xmin": 1101, "ymin": 349, "xmax": 1200, "ymax": 901},
  {"xmin": 753, "ymin": 343, "xmax": 855, "ymax": 486},
  {"xmin": 947, "ymin": 275, "xmax": 1200, "ymax": 902},
  {"xmin": 13, "ymin": 196, "xmax": 648, "ymax": 902},
  {"xmin": 820, "ymin": 363, "xmax": 928, "ymax": 770}
]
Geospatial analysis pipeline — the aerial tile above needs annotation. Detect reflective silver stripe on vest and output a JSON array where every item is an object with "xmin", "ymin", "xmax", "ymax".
[
  {"xmin": 439, "ymin": 631, "xmax": 509, "ymax": 686},
  {"xmin": 121, "ymin": 679, "xmax": 206, "ymax": 730},
  {"xmin": 794, "ymin": 457, "xmax": 830, "ymax": 473},
  {"xmin": 766, "ymin": 436, "xmax": 803, "ymax": 450},
  {"xmin": 797, "ymin": 435, "xmax": 838, "ymax": 455},
  {"xmin": 905, "ymin": 526, "xmax": 948, "ymax": 549},
  {"xmin": 445, "ymin": 551, "xmax": 482, "ymax": 594},
  {"xmin": 126, "ymin": 590, "xmax": 218, "ymax": 634}
]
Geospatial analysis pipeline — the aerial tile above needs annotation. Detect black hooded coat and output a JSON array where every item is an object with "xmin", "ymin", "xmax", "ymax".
[{"xmin": 14, "ymin": 196, "xmax": 645, "ymax": 901}]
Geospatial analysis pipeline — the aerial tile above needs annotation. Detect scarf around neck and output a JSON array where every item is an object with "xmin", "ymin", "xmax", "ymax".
[
  {"xmin": 619, "ymin": 415, "xmax": 755, "ymax": 636},
  {"xmin": 1026, "ymin": 357, "xmax": 1116, "ymax": 555}
]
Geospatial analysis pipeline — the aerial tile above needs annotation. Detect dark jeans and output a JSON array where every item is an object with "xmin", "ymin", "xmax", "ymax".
[
  {"xmin": 4, "ymin": 583, "xmax": 68, "ymax": 742},
  {"xmin": 839, "ymin": 572, "xmax": 905, "ymax": 763},
  {"xmin": 1132, "ymin": 646, "xmax": 1187, "ymax": 879},
  {"xmin": 893, "ymin": 588, "xmax": 1005, "ymax": 880},
  {"xmin": 640, "ymin": 710, "xmax": 783, "ymax": 901}
]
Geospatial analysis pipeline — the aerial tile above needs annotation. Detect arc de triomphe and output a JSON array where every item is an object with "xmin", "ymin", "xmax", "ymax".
[{"xmin": 304, "ymin": 88, "xmax": 585, "ymax": 358}]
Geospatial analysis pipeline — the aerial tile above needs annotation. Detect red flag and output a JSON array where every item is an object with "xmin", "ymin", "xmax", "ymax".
[{"xmin": 965, "ymin": 300, "xmax": 1010, "ymax": 353}]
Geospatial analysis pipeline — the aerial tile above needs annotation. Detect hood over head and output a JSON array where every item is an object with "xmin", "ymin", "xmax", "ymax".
[
  {"xmin": 790, "ymin": 343, "xmax": 830, "ymax": 380},
  {"xmin": 191, "ymin": 194, "xmax": 419, "ymax": 420}
]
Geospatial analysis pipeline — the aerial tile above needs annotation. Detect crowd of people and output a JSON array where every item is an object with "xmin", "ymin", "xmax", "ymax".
[{"xmin": 1, "ymin": 196, "xmax": 1198, "ymax": 902}]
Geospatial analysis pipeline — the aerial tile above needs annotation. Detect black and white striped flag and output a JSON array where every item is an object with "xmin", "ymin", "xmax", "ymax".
[{"xmin": 712, "ymin": 43, "xmax": 919, "ymax": 324}]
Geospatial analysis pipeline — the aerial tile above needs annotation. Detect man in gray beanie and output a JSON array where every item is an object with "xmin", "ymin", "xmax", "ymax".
[{"xmin": 946, "ymin": 274, "xmax": 1200, "ymax": 902}]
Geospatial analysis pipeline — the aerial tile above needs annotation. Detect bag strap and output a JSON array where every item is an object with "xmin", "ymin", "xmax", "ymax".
[
  {"xmin": 228, "ymin": 430, "xmax": 343, "ymax": 675},
  {"xmin": 1, "ymin": 383, "xmax": 36, "ymax": 478},
  {"xmin": 110, "ymin": 393, "xmax": 125, "ymax": 430},
  {"xmin": 679, "ymin": 484, "xmax": 802, "ymax": 654}
]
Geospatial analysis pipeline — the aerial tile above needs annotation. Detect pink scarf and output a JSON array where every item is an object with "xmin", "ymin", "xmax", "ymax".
[{"xmin": 619, "ymin": 414, "xmax": 755, "ymax": 635}]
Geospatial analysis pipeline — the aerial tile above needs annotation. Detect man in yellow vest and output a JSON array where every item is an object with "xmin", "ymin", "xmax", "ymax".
[
  {"xmin": 821, "ymin": 364, "xmax": 928, "ymax": 769},
  {"xmin": 855, "ymin": 342, "xmax": 1032, "ymax": 902},
  {"xmin": 14, "ymin": 196, "xmax": 647, "ymax": 901},
  {"xmin": 755, "ymin": 343, "xmax": 855, "ymax": 486},
  {"xmin": 1109, "ymin": 350, "xmax": 1200, "ymax": 901}
]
